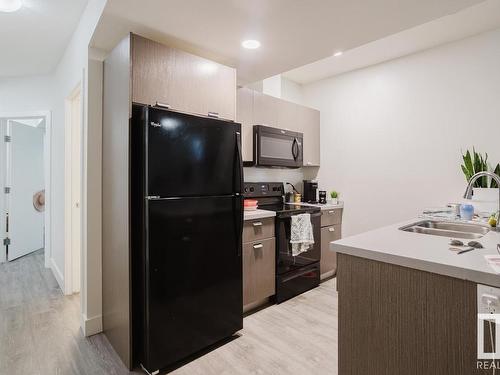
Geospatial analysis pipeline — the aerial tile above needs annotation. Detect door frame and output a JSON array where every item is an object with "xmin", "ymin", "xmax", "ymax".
[
  {"xmin": 0, "ymin": 111, "xmax": 52, "ymax": 268},
  {"xmin": 64, "ymin": 82, "xmax": 83, "ymax": 295}
]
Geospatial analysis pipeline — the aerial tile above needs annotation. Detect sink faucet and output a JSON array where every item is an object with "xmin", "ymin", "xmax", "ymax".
[{"xmin": 463, "ymin": 171, "xmax": 500, "ymax": 213}]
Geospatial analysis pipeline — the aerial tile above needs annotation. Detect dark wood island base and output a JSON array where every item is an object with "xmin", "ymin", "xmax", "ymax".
[{"xmin": 337, "ymin": 253, "xmax": 495, "ymax": 375}]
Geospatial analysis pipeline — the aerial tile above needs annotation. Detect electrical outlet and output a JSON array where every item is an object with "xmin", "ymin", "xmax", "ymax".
[{"xmin": 478, "ymin": 284, "xmax": 500, "ymax": 316}]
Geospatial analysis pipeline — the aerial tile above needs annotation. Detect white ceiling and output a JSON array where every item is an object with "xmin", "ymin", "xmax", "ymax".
[
  {"xmin": 0, "ymin": 0, "xmax": 88, "ymax": 77},
  {"xmin": 284, "ymin": 0, "xmax": 500, "ymax": 84},
  {"xmin": 91, "ymin": 0, "xmax": 485, "ymax": 84}
]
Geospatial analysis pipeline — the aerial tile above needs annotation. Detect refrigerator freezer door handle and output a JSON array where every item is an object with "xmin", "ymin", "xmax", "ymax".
[{"xmin": 235, "ymin": 196, "xmax": 243, "ymax": 257}]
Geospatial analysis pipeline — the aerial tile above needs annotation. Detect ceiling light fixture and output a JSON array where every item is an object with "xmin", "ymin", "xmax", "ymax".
[
  {"xmin": 333, "ymin": 51, "xmax": 343, "ymax": 57},
  {"xmin": 242, "ymin": 40, "xmax": 261, "ymax": 49},
  {"xmin": 0, "ymin": 0, "xmax": 23, "ymax": 12}
]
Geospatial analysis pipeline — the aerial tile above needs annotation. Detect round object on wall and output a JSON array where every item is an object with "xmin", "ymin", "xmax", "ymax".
[{"xmin": 33, "ymin": 190, "xmax": 45, "ymax": 212}]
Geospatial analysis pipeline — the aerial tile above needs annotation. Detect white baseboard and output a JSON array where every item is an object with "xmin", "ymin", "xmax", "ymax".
[
  {"xmin": 81, "ymin": 313, "xmax": 103, "ymax": 336},
  {"xmin": 50, "ymin": 257, "xmax": 65, "ymax": 291}
]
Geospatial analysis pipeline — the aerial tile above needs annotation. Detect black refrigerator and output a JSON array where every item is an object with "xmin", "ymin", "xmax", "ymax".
[{"xmin": 131, "ymin": 104, "xmax": 243, "ymax": 374}]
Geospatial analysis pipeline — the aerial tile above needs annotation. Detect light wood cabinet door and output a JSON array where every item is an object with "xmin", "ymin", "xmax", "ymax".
[
  {"xmin": 243, "ymin": 238, "xmax": 276, "ymax": 306},
  {"xmin": 298, "ymin": 105, "xmax": 320, "ymax": 166},
  {"xmin": 131, "ymin": 34, "xmax": 236, "ymax": 120},
  {"xmin": 237, "ymin": 87, "xmax": 254, "ymax": 162},
  {"xmin": 277, "ymin": 99, "xmax": 298, "ymax": 132},
  {"xmin": 253, "ymin": 91, "xmax": 280, "ymax": 128},
  {"xmin": 320, "ymin": 224, "xmax": 341, "ymax": 278}
]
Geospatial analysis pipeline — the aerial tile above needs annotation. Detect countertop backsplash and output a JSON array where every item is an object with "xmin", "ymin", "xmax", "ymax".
[{"xmin": 243, "ymin": 166, "xmax": 319, "ymax": 193}]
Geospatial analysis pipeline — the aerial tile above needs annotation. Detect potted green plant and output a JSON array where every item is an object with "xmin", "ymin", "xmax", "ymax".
[
  {"xmin": 330, "ymin": 190, "xmax": 339, "ymax": 205},
  {"xmin": 461, "ymin": 148, "xmax": 500, "ymax": 203}
]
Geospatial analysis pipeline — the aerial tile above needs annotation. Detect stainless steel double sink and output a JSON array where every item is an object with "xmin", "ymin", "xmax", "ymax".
[{"xmin": 399, "ymin": 220, "xmax": 490, "ymax": 239}]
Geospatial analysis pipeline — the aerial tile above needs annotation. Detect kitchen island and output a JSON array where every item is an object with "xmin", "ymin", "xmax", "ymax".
[{"xmin": 331, "ymin": 218, "xmax": 500, "ymax": 375}]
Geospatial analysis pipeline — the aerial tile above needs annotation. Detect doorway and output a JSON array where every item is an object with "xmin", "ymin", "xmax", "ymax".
[
  {"xmin": 0, "ymin": 113, "xmax": 51, "ymax": 267},
  {"xmin": 64, "ymin": 83, "xmax": 82, "ymax": 295}
]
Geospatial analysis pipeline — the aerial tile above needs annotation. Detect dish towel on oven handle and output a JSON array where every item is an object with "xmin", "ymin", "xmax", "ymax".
[{"xmin": 290, "ymin": 213, "xmax": 315, "ymax": 256}]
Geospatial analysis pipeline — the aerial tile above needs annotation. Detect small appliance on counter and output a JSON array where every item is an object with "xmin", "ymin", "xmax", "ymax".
[
  {"xmin": 318, "ymin": 190, "xmax": 327, "ymax": 204},
  {"xmin": 303, "ymin": 180, "xmax": 318, "ymax": 203},
  {"xmin": 244, "ymin": 182, "xmax": 321, "ymax": 303}
]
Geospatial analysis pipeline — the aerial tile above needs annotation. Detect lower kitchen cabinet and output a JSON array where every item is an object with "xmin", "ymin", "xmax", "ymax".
[
  {"xmin": 320, "ymin": 224, "xmax": 341, "ymax": 279},
  {"xmin": 243, "ymin": 237, "xmax": 276, "ymax": 309},
  {"xmin": 320, "ymin": 206, "xmax": 343, "ymax": 280},
  {"xmin": 321, "ymin": 207, "xmax": 343, "ymax": 227}
]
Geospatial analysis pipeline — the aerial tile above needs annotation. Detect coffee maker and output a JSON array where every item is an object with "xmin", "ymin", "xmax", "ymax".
[{"xmin": 303, "ymin": 180, "xmax": 318, "ymax": 203}]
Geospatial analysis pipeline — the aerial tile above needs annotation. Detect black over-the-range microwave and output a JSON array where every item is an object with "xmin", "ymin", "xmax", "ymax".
[{"xmin": 253, "ymin": 125, "xmax": 303, "ymax": 168}]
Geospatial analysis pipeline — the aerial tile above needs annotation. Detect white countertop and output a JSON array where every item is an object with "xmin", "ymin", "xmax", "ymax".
[
  {"xmin": 244, "ymin": 209, "xmax": 276, "ymax": 221},
  {"xmin": 285, "ymin": 201, "xmax": 344, "ymax": 210},
  {"xmin": 331, "ymin": 218, "xmax": 500, "ymax": 287}
]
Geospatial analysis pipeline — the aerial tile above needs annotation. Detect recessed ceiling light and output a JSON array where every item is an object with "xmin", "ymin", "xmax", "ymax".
[
  {"xmin": 242, "ymin": 40, "xmax": 261, "ymax": 49},
  {"xmin": 333, "ymin": 51, "xmax": 343, "ymax": 57},
  {"xmin": 0, "ymin": 0, "xmax": 23, "ymax": 13}
]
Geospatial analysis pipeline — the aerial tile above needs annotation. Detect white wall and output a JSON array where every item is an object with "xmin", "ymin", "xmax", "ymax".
[
  {"xmin": 0, "ymin": 0, "xmax": 106, "ymax": 336},
  {"xmin": 244, "ymin": 167, "xmax": 318, "ymax": 192},
  {"xmin": 303, "ymin": 28, "xmax": 500, "ymax": 236},
  {"xmin": 0, "ymin": 76, "xmax": 55, "ymax": 266},
  {"xmin": 280, "ymin": 77, "xmax": 304, "ymax": 105},
  {"xmin": 0, "ymin": 76, "xmax": 55, "ymax": 112},
  {"xmin": 51, "ymin": 0, "xmax": 106, "ymax": 335}
]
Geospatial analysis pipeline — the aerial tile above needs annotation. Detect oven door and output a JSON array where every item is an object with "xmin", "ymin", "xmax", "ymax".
[
  {"xmin": 275, "ymin": 211, "xmax": 321, "ymax": 275},
  {"xmin": 254, "ymin": 125, "xmax": 302, "ymax": 168}
]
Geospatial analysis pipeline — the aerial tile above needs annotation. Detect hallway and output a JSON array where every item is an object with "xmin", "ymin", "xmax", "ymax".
[{"xmin": 0, "ymin": 250, "xmax": 132, "ymax": 374}]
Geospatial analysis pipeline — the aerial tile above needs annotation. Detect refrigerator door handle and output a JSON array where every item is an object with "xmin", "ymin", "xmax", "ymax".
[
  {"xmin": 234, "ymin": 196, "xmax": 243, "ymax": 257},
  {"xmin": 235, "ymin": 131, "xmax": 243, "ymax": 194}
]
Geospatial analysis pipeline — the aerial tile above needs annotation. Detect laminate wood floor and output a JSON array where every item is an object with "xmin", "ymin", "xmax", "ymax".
[{"xmin": 0, "ymin": 251, "xmax": 338, "ymax": 375}]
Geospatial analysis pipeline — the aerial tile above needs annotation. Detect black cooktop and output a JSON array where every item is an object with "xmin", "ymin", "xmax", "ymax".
[{"xmin": 258, "ymin": 203, "xmax": 320, "ymax": 216}]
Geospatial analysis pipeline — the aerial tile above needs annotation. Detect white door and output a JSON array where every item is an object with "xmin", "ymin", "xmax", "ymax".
[{"xmin": 7, "ymin": 120, "xmax": 45, "ymax": 261}]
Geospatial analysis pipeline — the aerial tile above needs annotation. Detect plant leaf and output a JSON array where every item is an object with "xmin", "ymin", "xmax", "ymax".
[
  {"xmin": 463, "ymin": 150, "xmax": 473, "ymax": 179},
  {"xmin": 492, "ymin": 163, "xmax": 500, "ymax": 188},
  {"xmin": 461, "ymin": 165, "xmax": 472, "ymax": 182}
]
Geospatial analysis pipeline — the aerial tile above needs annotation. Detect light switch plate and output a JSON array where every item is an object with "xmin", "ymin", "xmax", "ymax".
[{"xmin": 478, "ymin": 284, "xmax": 500, "ymax": 315}]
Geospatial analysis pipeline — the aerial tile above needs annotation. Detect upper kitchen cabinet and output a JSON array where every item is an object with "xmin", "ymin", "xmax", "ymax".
[
  {"xmin": 131, "ymin": 34, "xmax": 236, "ymax": 120},
  {"xmin": 236, "ymin": 87, "xmax": 321, "ymax": 166},
  {"xmin": 277, "ymin": 99, "xmax": 298, "ymax": 132},
  {"xmin": 236, "ymin": 87, "xmax": 254, "ymax": 162},
  {"xmin": 253, "ymin": 90, "xmax": 280, "ymax": 128},
  {"xmin": 297, "ymin": 105, "xmax": 320, "ymax": 166}
]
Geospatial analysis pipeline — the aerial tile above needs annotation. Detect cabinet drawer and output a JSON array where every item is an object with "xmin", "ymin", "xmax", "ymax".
[
  {"xmin": 243, "ymin": 238, "xmax": 276, "ymax": 306},
  {"xmin": 320, "ymin": 224, "xmax": 341, "ymax": 277},
  {"xmin": 321, "ymin": 208, "xmax": 343, "ymax": 227},
  {"xmin": 243, "ymin": 217, "xmax": 274, "ymax": 243}
]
